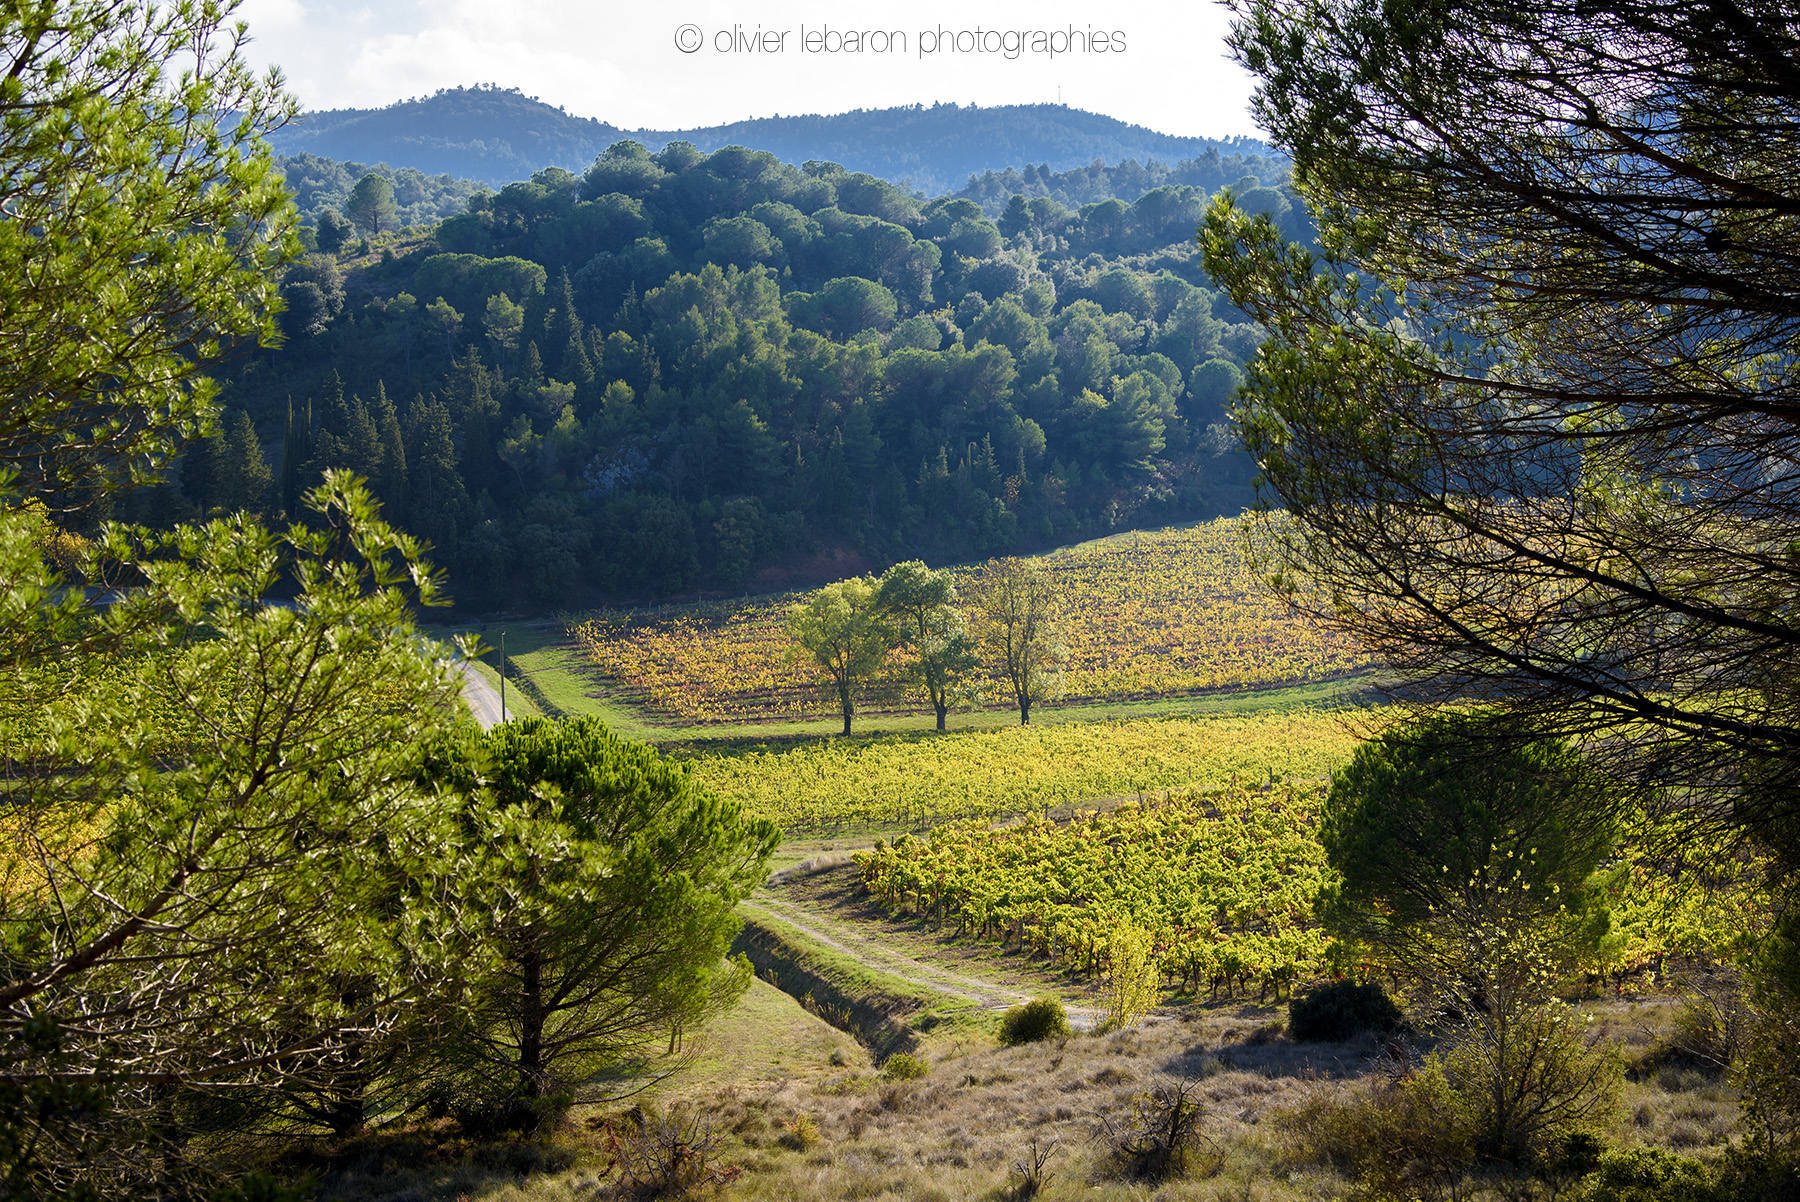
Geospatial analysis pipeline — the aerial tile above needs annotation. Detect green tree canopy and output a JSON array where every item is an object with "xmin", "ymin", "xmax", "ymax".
[
  {"xmin": 417, "ymin": 716, "xmax": 777, "ymax": 1130},
  {"xmin": 788, "ymin": 575, "xmax": 894, "ymax": 735},
  {"xmin": 0, "ymin": 476, "xmax": 467, "ymax": 1190},
  {"xmin": 0, "ymin": 0, "xmax": 297, "ymax": 511},
  {"xmin": 875, "ymin": 560, "xmax": 978, "ymax": 732},
  {"xmin": 315, "ymin": 207, "xmax": 355, "ymax": 254},
  {"xmin": 345, "ymin": 171, "xmax": 398, "ymax": 237},
  {"xmin": 1201, "ymin": 0, "xmax": 1800, "ymax": 853},
  {"xmin": 1320, "ymin": 710, "xmax": 1619, "ymax": 959}
]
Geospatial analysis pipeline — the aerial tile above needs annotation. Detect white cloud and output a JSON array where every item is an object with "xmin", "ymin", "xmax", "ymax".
[{"xmin": 238, "ymin": 0, "xmax": 1263, "ymax": 139}]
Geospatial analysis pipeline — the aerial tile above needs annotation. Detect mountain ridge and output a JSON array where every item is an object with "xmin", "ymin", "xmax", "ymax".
[{"xmin": 266, "ymin": 88, "xmax": 1279, "ymax": 193}]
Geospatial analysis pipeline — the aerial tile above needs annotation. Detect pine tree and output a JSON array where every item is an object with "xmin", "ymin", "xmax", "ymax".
[
  {"xmin": 403, "ymin": 397, "xmax": 469, "ymax": 552},
  {"xmin": 344, "ymin": 394, "xmax": 384, "ymax": 483},
  {"xmin": 219, "ymin": 409, "xmax": 273, "ymax": 514},
  {"xmin": 445, "ymin": 353, "xmax": 501, "ymax": 500},
  {"xmin": 563, "ymin": 329, "xmax": 595, "ymax": 391},
  {"xmin": 544, "ymin": 268, "xmax": 584, "ymax": 380},
  {"xmin": 317, "ymin": 369, "xmax": 351, "ymax": 440},
  {"xmin": 518, "ymin": 341, "xmax": 545, "ymax": 388}
]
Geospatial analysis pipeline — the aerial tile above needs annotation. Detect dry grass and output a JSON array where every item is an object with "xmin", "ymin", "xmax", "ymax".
[{"xmin": 295, "ymin": 991, "xmax": 1741, "ymax": 1201}]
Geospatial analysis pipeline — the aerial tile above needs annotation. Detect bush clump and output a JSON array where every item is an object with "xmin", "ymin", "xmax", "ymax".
[
  {"xmin": 881, "ymin": 1052, "xmax": 929, "ymax": 1080},
  {"xmin": 999, "ymin": 997, "xmax": 1072, "ymax": 1046},
  {"xmin": 777, "ymin": 1113, "xmax": 819, "ymax": 1151},
  {"xmin": 1574, "ymin": 1147, "xmax": 1713, "ymax": 1202},
  {"xmin": 1288, "ymin": 979, "xmax": 1403, "ymax": 1043}
]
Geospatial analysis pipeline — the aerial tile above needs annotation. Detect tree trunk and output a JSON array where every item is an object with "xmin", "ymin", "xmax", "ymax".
[
  {"xmin": 935, "ymin": 703, "xmax": 947, "ymax": 732},
  {"xmin": 519, "ymin": 944, "xmax": 545, "ymax": 1099},
  {"xmin": 327, "ymin": 1039, "xmax": 369, "ymax": 1138}
]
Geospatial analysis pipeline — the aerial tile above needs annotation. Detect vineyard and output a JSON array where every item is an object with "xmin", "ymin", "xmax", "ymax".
[
  {"xmin": 855, "ymin": 788, "xmax": 1773, "ymax": 1005},
  {"xmin": 569, "ymin": 517, "xmax": 1369, "ymax": 725},
  {"xmin": 858, "ymin": 786, "xmax": 1337, "ymax": 1002},
  {"xmin": 681, "ymin": 709, "xmax": 1365, "ymax": 829}
]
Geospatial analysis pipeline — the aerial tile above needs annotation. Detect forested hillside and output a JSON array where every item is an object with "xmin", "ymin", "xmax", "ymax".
[
  {"xmin": 157, "ymin": 139, "xmax": 1312, "ymax": 610},
  {"xmin": 266, "ymin": 87, "xmax": 1284, "ymax": 194},
  {"xmin": 279, "ymin": 152, "xmax": 487, "ymax": 227}
]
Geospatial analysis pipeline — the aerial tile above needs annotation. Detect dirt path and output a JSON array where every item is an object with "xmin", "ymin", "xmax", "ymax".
[{"xmin": 745, "ymin": 879, "xmax": 1104, "ymax": 1030}]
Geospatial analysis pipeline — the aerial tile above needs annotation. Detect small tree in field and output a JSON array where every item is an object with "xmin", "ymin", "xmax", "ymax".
[
  {"xmin": 788, "ymin": 576, "xmax": 895, "ymax": 736},
  {"xmin": 1103, "ymin": 923, "xmax": 1160, "ymax": 1032},
  {"xmin": 967, "ymin": 556, "xmax": 1065, "ymax": 725},
  {"xmin": 345, "ymin": 172, "xmax": 397, "ymax": 238},
  {"xmin": 875, "ymin": 560, "xmax": 977, "ymax": 732}
]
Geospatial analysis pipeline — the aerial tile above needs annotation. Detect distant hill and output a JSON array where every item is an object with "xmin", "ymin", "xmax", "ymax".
[{"xmin": 264, "ymin": 87, "xmax": 1281, "ymax": 194}]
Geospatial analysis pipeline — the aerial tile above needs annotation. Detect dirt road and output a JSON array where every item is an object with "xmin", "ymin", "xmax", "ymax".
[{"xmin": 747, "ymin": 878, "xmax": 1103, "ymax": 1030}]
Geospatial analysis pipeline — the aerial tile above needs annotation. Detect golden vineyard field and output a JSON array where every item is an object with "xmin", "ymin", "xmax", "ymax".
[
  {"xmin": 569, "ymin": 517, "xmax": 1368, "ymax": 724},
  {"xmin": 681, "ymin": 710, "xmax": 1366, "ymax": 829}
]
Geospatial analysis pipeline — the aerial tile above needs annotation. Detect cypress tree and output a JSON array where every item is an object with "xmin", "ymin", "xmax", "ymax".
[
  {"xmin": 374, "ymin": 384, "xmax": 407, "ymax": 513},
  {"xmin": 344, "ymin": 390, "xmax": 384, "ymax": 482},
  {"xmin": 544, "ymin": 268, "xmax": 583, "ymax": 380},
  {"xmin": 279, "ymin": 396, "xmax": 312, "ymax": 518}
]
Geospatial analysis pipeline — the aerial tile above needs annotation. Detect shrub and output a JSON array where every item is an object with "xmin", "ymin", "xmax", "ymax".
[
  {"xmin": 1102, "ymin": 924, "xmax": 1160, "ymax": 1031},
  {"xmin": 1009, "ymin": 1138, "xmax": 1059, "ymax": 1200},
  {"xmin": 1284, "ymin": 1018, "xmax": 1621, "ymax": 1194},
  {"xmin": 1099, "ymin": 1079, "xmax": 1213, "ymax": 1182},
  {"xmin": 1712, "ymin": 1144, "xmax": 1800, "ymax": 1202},
  {"xmin": 1440, "ymin": 1002, "xmax": 1622, "ymax": 1163},
  {"xmin": 882, "ymin": 1052, "xmax": 929, "ymax": 1080},
  {"xmin": 1279, "ymin": 1060, "xmax": 1475, "ymax": 1199},
  {"xmin": 1288, "ymin": 979, "xmax": 1403, "ymax": 1042},
  {"xmin": 1664, "ymin": 965, "xmax": 1749, "ymax": 1073},
  {"xmin": 1574, "ymin": 1147, "xmax": 1713, "ymax": 1202},
  {"xmin": 609, "ymin": 1105, "xmax": 731, "ymax": 1199},
  {"xmin": 999, "ymin": 997, "xmax": 1072, "ymax": 1046},
  {"xmin": 778, "ymin": 1113, "xmax": 819, "ymax": 1151}
]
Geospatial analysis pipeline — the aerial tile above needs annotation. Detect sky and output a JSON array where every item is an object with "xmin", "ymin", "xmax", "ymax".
[{"xmin": 235, "ymin": 0, "xmax": 1264, "ymax": 139}]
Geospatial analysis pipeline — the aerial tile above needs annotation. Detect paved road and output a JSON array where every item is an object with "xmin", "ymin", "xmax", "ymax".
[{"xmin": 459, "ymin": 661, "xmax": 506, "ymax": 728}]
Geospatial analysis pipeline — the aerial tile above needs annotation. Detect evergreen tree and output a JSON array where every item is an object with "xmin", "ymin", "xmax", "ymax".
[
  {"xmin": 374, "ymin": 384, "xmax": 407, "ymax": 511},
  {"xmin": 544, "ymin": 268, "xmax": 583, "ymax": 379},
  {"xmin": 444, "ymin": 353, "xmax": 502, "ymax": 500},
  {"xmin": 343, "ymin": 395, "xmax": 385, "ymax": 482},
  {"xmin": 218, "ymin": 409, "xmax": 273, "ymax": 514},
  {"xmin": 345, "ymin": 173, "xmax": 397, "ymax": 238},
  {"xmin": 280, "ymin": 396, "xmax": 313, "ymax": 518},
  {"xmin": 420, "ymin": 717, "xmax": 777, "ymax": 1130},
  {"xmin": 403, "ymin": 396, "xmax": 469, "ymax": 552}
]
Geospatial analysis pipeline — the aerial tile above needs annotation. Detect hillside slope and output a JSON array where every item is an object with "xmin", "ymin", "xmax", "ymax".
[{"xmin": 266, "ymin": 88, "xmax": 1281, "ymax": 192}]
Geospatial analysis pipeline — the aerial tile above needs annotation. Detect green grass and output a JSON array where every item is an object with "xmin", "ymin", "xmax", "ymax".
[
  {"xmin": 735, "ymin": 907, "xmax": 991, "ymax": 1050},
  {"xmin": 666, "ymin": 670, "xmax": 1387, "ymax": 749},
  {"xmin": 627, "ymin": 976, "xmax": 862, "ymax": 1099}
]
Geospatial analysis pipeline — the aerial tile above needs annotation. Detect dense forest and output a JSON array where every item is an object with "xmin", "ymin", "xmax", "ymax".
[
  {"xmin": 266, "ymin": 87, "xmax": 1284, "ymax": 193},
  {"xmin": 279, "ymin": 152, "xmax": 487, "ymax": 228},
  {"xmin": 279, "ymin": 145, "xmax": 1291, "ymax": 231},
  {"xmin": 152, "ymin": 139, "xmax": 1313, "ymax": 611}
]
